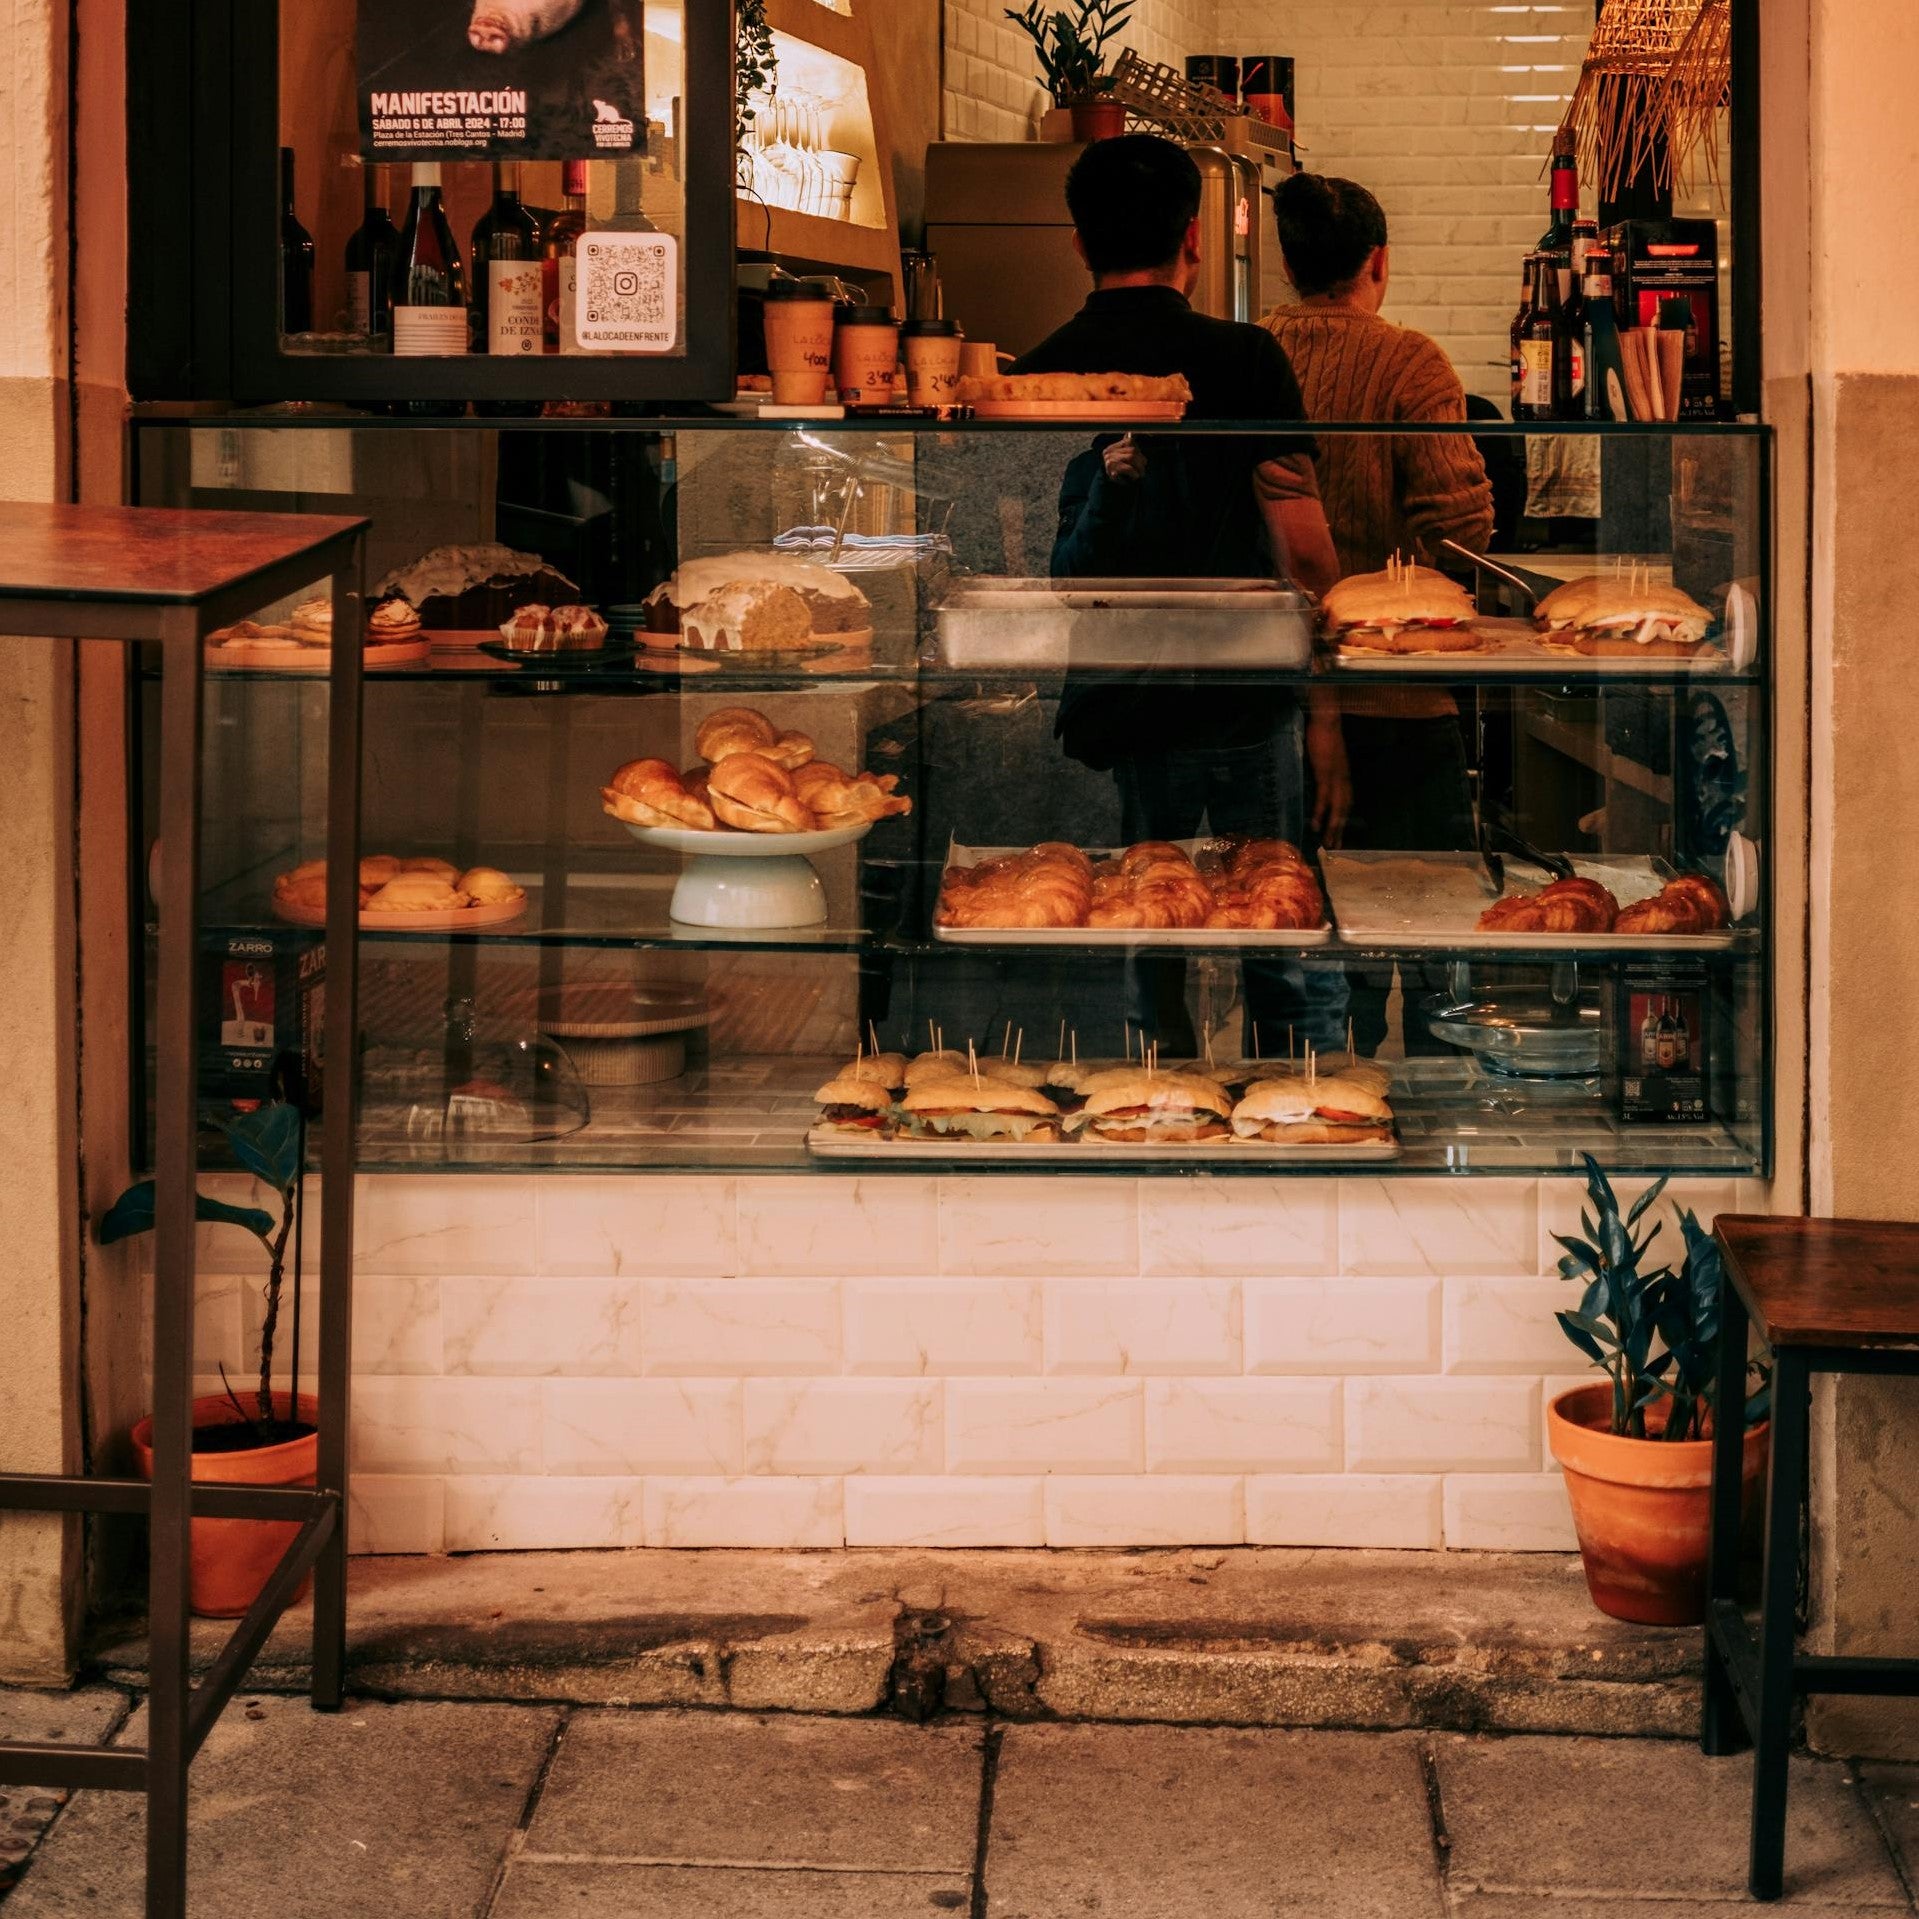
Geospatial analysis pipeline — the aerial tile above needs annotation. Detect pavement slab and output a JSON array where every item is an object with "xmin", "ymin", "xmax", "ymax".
[
  {"xmin": 1434, "ymin": 1732, "xmax": 1911, "ymax": 1908},
  {"xmin": 0, "ymin": 1690, "xmax": 129, "ymax": 1895},
  {"xmin": 984, "ymin": 1723, "xmax": 1446, "ymax": 1918},
  {"xmin": 1860, "ymin": 1763, "xmax": 1919, "ymax": 1892},
  {"xmin": 491, "ymin": 1863, "xmax": 973, "ymax": 1916},
  {"xmin": 91, "ymin": 1546, "xmax": 1700, "ymax": 1734},
  {"xmin": 521, "ymin": 1710, "xmax": 982, "ymax": 1872},
  {"xmin": 2, "ymin": 1695, "xmax": 558, "ymax": 1919}
]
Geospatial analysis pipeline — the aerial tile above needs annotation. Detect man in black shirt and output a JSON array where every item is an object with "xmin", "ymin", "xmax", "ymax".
[{"xmin": 1014, "ymin": 135, "xmax": 1349, "ymax": 1053}]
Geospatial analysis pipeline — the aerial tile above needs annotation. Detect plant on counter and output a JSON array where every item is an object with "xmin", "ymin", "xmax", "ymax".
[
  {"xmin": 1004, "ymin": 0, "xmax": 1136, "ymax": 105},
  {"xmin": 1545, "ymin": 1154, "xmax": 1770, "ymax": 1627},
  {"xmin": 736, "ymin": 0, "xmax": 778, "ymax": 153},
  {"xmin": 100, "ymin": 1097, "xmax": 317, "ymax": 1617}
]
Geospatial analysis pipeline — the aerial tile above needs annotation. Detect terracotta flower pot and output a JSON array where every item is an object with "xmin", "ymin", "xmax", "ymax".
[
  {"xmin": 1547, "ymin": 1381, "xmax": 1768, "ymax": 1627},
  {"xmin": 132, "ymin": 1392, "xmax": 319, "ymax": 1619},
  {"xmin": 1070, "ymin": 99, "xmax": 1128, "ymax": 142}
]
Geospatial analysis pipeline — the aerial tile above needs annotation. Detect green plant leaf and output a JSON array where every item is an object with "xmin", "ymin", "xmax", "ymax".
[
  {"xmin": 1626, "ymin": 1176, "xmax": 1669, "ymax": 1227},
  {"xmin": 1556, "ymin": 1310, "xmax": 1607, "ymax": 1366},
  {"xmin": 99, "ymin": 1182, "xmax": 273, "ymax": 1246},
  {"xmin": 217, "ymin": 1101, "xmax": 302, "ymax": 1192}
]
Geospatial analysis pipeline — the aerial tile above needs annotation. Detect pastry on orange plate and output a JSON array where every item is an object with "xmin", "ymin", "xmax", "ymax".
[
  {"xmin": 398, "ymin": 856, "xmax": 460, "ymax": 883},
  {"xmin": 363, "ymin": 873, "xmax": 469, "ymax": 913},
  {"xmin": 359, "ymin": 854, "xmax": 403, "ymax": 889},
  {"xmin": 707, "ymin": 753, "xmax": 815, "ymax": 834},
  {"xmin": 601, "ymin": 757, "xmax": 718, "ymax": 832},
  {"xmin": 456, "ymin": 866, "xmax": 526, "ymax": 907}
]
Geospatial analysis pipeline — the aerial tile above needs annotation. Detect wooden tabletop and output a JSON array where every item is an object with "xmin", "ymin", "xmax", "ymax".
[
  {"xmin": 1716, "ymin": 1216, "xmax": 1919, "ymax": 1349},
  {"xmin": 0, "ymin": 504, "xmax": 365, "ymax": 606}
]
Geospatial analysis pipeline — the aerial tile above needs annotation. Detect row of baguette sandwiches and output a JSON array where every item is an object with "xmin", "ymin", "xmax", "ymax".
[{"xmin": 812, "ymin": 1049, "xmax": 1394, "ymax": 1148}]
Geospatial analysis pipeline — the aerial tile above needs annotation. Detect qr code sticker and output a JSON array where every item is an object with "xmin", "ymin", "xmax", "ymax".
[{"xmin": 575, "ymin": 233, "xmax": 680, "ymax": 353}]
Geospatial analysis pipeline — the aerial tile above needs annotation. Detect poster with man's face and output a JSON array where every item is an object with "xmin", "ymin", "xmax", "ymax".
[{"xmin": 359, "ymin": 0, "xmax": 646, "ymax": 161}]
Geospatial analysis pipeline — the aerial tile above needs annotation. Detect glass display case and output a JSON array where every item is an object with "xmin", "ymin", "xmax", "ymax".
[{"xmin": 129, "ymin": 416, "xmax": 1772, "ymax": 1178}]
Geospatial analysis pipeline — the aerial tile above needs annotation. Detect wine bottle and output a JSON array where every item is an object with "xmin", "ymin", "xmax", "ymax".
[
  {"xmin": 544, "ymin": 161, "xmax": 590, "ymax": 354},
  {"xmin": 392, "ymin": 164, "xmax": 468, "ymax": 362},
  {"xmin": 1539, "ymin": 130, "xmax": 1579, "ymax": 301},
  {"xmin": 470, "ymin": 163, "xmax": 544, "ymax": 358},
  {"xmin": 1509, "ymin": 254, "xmax": 1535, "ymax": 418},
  {"xmin": 344, "ymin": 164, "xmax": 401, "ymax": 342},
  {"xmin": 280, "ymin": 147, "xmax": 315, "ymax": 336}
]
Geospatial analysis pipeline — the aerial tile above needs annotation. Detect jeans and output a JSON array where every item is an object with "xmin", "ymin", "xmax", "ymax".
[{"xmin": 1113, "ymin": 722, "xmax": 1349, "ymax": 1056}]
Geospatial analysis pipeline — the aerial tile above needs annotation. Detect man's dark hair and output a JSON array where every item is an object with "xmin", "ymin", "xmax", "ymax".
[
  {"xmin": 1065, "ymin": 134, "xmax": 1203, "ymax": 276},
  {"xmin": 1274, "ymin": 173, "xmax": 1389, "ymax": 296}
]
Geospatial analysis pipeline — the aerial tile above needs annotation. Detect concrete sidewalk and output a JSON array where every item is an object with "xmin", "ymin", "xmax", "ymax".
[{"xmin": 3, "ymin": 1693, "xmax": 1916, "ymax": 1917}]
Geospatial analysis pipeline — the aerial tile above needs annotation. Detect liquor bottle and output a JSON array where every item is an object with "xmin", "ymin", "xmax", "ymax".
[
  {"xmin": 1582, "ymin": 247, "xmax": 1625, "ymax": 420},
  {"xmin": 470, "ymin": 163, "xmax": 545, "ymax": 358},
  {"xmin": 1516, "ymin": 254, "xmax": 1576, "ymax": 420},
  {"xmin": 392, "ymin": 164, "xmax": 469, "ymax": 367},
  {"xmin": 544, "ymin": 160, "xmax": 590, "ymax": 354},
  {"xmin": 1640, "ymin": 995, "xmax": 1662, "ymax": 1070},
  {"xmin": 1539, "ymin": 131, "xmax": 1579, "ymax": 300},
  {"xmin": 607, "ymin": 156, "xmax": 658, "ymax": 234},
  {"xmin": 1654, "ymin": 998, "xmax": 1682, "ymax": 1070},
  {"xmin": 1670, "ymin": 998, "xmax": 1692, "ymax": 1069},
  {"xmin": 280, "ymin": 147, "xmax": 315, "ymax": 335},
  {"xmin": 1509, "ymin": 255, "xmax": 1535, "ymax": 418},
  {"xmin": 344, "ymin": 164, "xmax": 401, "ymax": 341}
]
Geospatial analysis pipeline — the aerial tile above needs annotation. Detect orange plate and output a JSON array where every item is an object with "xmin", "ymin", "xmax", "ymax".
[{"xmin": 273, "ymin": 894, "xmax": 530, "ymax": 933}]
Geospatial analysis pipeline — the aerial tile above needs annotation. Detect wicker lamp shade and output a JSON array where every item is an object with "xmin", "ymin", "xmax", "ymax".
[
  {"xmin": 1562, "ymin": 0, "xmax": 1708, "ymax": 204},
  {"xmin": 1641, "ymin": 0, "xmax": 1731, "ymax": 199}
]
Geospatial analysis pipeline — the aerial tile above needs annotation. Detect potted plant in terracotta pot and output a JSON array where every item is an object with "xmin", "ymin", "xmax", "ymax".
[
  {"xmin": 101, "ymin": 1100, "xmax": 316, "ymax": 1619},
  {"xmin": 1005, "ymin": 0, "xmax": 1136, "ymax": 141},
  {"xmin": 1547, "ymin": 1156, "xmax": 1771, "ymax": 1626}
]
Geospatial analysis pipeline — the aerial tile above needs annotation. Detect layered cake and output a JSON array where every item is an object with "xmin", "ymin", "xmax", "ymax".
[{"xmin": 643, "ymin": 551, "xmax": 871, "ymax": 652}]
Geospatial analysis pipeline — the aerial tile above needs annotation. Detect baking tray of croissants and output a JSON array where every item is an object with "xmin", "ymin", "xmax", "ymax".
[
  {"xmin": 1317, "ymin": 852, "xmax": 1738, "ymax": 949},
  {"xmin": 934, "ymin": 837, "xmax": 1333, "ymax": 945},
  {"xmin": 933, "ymin": 840, "xmax": 1740, "ymax": 949}
]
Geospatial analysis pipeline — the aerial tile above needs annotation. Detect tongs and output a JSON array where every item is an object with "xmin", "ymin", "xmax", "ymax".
[
  {"xmin": 1476, "ymin": 819, "xmax": 1576, "ymax": 895},
  {"xmin": 1437, "ymin": 539, "xmax": 1557, "ymax": 612}
]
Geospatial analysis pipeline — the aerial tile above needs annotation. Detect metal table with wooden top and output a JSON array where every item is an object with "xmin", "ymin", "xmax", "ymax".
[
  {"xmin": 1704, "ymin": 1215, "xmax": 1919, "ymax": 1900},
  {"xmin": 0, "ymin": 503, "xmax": 367, "ymax": 1919}
]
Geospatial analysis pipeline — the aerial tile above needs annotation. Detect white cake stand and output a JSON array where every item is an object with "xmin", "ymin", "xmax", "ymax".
[{"xmin": 616, "ymin": 820, "xmax": 872, "ymax": 929}]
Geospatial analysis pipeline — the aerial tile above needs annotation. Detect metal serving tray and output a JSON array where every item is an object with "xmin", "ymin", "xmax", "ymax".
[
  {"xmin": 807, "ymin": 1127, "xmax": 1399, "ymax": 1164},
  {"xmin": 934, "ymin": 839, "xmax": 1334, "ymax": 949},
  {"xmin": 1320, "ymin": 851, "xmax": 1741, "ymax": 952},
  {"xmin": 934, "ymin": 577, "xmax": 1316, "ymax": 672}
]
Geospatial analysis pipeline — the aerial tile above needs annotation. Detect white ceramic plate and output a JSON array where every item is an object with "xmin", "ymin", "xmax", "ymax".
[{"xmin": 616, "ymin": 820, "xmax": 873, "ymax": 858}]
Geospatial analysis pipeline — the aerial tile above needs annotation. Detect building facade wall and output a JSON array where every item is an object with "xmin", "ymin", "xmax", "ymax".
[{"xmin": 169, "ymin": 1171, "xmax": 1763, "ymax": 1555}]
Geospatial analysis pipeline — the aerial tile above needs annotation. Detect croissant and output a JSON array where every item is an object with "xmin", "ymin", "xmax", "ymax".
[
  {"xmin": 1614, "ymin": 873, "xmax": 1730, "ymax": 935},
  {"xmin": 707, "ymin": 752, "xmax": 815, "ymax": 833},
  {"xmin": 1665, "ymin": 871, "xmax": 1730, "ymax": 929},
  {"xmin": 795, "ymin": 765, "xmax": 912, "ymax": 828},
  {"xmin": 1477, "ymin": 875, "xmax": 1620, "ymax": 934},
  {"xmin": 695, "ymin": 705, "xmax": 779, "ymax": 764},
  {"xmin": 759, "ymin": 729, "xmax": 818, "ymax": 772},
  {"xmin": 601, "ymin": 757, "xmax": 718, "ymax": 831}
]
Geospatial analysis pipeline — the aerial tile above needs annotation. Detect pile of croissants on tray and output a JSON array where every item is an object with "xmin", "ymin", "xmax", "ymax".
[
  {"xmin": 1477, "ymin": 870, "xmax": 1730, "ymax": 935},
  {"xmin": 936, "ymin": 836, "xmax": 1326, "ymax": 932},
  {"xmin": 601, "ymin": 706, "xmax": 911, "ymax": 836}
]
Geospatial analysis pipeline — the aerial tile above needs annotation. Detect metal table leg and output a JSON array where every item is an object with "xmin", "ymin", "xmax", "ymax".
[
  {"xmin": 1749, "ymin": 1348, "xmax": 1808, "ymax": 1900},
  {"xmin": 145, "ymin": 607, "xmax": 206, "ymax": 1918},
  {"xmin": 1702, "ymin": 1268, "xmax": 1752, "ymax": 1756},
  {"xmin": 312, "ymin": 534, "xmax": 365, "ymax": 1713}
]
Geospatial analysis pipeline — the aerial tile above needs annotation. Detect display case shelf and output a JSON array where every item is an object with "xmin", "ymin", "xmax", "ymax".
[{"xmin": 132, "ymin": 414, "xmax": 1774, "ymax": 1181}]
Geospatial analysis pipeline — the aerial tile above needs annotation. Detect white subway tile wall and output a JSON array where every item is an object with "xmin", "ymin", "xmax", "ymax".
[
  {"xmin": 942, "ymin": 0, "xmax": 1217, "ymax": 143},
  {"xmin": 936, "ymin": 1, "xmax": 1594, "ymax": 406},
  {"xmin": 176, "ymin": 1171, "xmax": 1769, "ymax": 1554},
  {"xmin": 1215, "ymin": 1, "xmax": 1597, "ymax": 406}
]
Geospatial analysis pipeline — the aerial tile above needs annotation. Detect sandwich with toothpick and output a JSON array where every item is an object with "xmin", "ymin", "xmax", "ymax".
[
  {"xmin": 1321, "ymin": 554, "xmax": 1488, "ymax": 656},
  {"xmin": 1533, "ymin": 561, "xmax": 1713, "ymax": 657}
]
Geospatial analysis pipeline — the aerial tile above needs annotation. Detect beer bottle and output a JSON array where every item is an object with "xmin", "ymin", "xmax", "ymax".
[{"xmin": 1516, "ymin": 254, "xmax": 1576, "ymax": 421}]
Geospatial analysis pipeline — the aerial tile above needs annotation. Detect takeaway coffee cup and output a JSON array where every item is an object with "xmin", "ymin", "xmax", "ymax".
[
  {"xmin": 902, "ymin": 318, "xmax": 964, "ymax": 409},
  {"xmin": 763, "ymin": 278, "xmax": 837, "ymax": 406},
  {"xmin": 959, "ymin": 341, "xmax": 1004, "ymax": 380},
  {"xmin": 834, "ymin": 304, "xmax": 901, "ymax": 407}
]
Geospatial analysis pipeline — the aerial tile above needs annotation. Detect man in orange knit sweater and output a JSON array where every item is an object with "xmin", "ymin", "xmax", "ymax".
[{"xmin": 1264, "ymin": 173, "xmax": 1495, "ymax": 1057}]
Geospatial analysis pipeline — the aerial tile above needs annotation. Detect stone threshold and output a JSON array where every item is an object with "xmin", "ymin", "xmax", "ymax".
[{"xmin": 90, "ymin": 1546, "xmax": 1703, "ymax": 1737}]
